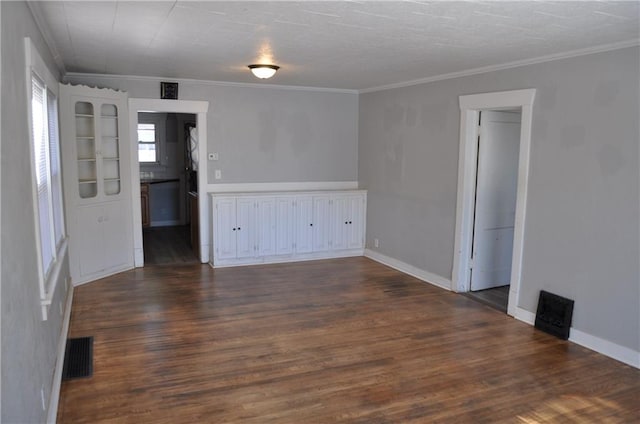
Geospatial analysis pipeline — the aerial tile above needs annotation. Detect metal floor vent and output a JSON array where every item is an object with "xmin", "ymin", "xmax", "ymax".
[
  {"xmin": 535, "ymin": 291, "xmax": 574, "ymax": 340},
  {"xmin": 62, "ymin": 337, "xmax": 93, "ymax": 380}
]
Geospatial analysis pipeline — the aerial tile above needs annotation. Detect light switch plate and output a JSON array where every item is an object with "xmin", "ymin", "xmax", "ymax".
[{"xmin": 215, "ymin": 170, "xmax": 222, "ymax": 179}]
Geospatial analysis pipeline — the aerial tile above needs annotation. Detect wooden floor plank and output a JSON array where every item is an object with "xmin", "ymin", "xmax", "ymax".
[{"xmin": 57, "ymin": 257, "xmax": 640, "ymax": 423}]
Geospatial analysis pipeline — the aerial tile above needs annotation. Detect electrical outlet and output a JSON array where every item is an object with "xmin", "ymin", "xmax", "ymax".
[
  {"xmin": 208, "ymin": 152, "xmax": 219, "ymax": 161},
  {"xmin": 215, "ymin": 170, "xmax": 222, "ymax": 180},
  {"xmin": 374, "ymin": 238, "xmax": 379, "ymax": 248}
]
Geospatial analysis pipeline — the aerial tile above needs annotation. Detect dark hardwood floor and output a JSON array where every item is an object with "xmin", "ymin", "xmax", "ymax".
[
  {"xmin": 143, "ymin": 225, "xmax": 198, "ymax": 265},
  {"xmin": 57, "ymin": 257, "xmax": 639, "ymax": 423},
  {"xmin": 464, "ymin": 285, "xmax": 510, "ymax": 313}
]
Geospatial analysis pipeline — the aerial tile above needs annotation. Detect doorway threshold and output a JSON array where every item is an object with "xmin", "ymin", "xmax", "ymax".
[{"xmin": 462, "ymin": 285, "xmax": 509, "ymax": 313}]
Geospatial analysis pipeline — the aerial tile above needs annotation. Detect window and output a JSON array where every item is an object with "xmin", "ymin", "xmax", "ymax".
[
  {"xmin": 138, "ymin": 123, "xmax": 157, "ymax": 162},
  {"xmin": 26, "ymin": 37, "xmax": 66, "ymax": 319},
  {"xmin": 31, "ymin": 74, "xmax": 65, "ymax": 283}
]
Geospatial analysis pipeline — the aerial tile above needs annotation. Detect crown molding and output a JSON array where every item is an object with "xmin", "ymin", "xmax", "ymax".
[
  {"xmin": 26, "ymin": 1, "xmax": 66, "ymax": 77},
  {"xmin": 359, "ymin": 39, "xmax": 640, "ymax": 94},
  {"xmin": 64, "ymin": 72, "xmax": 359, "ymax": 95}
]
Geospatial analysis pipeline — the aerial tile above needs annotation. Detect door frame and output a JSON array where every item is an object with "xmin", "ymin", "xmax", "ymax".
[
  {"xmin": 451, "ymin": 89, "xmax": 536, "ymax": 317},
  {"xmin": 128, "ymin": 98, "xmax": 209, "ymax": 266}
]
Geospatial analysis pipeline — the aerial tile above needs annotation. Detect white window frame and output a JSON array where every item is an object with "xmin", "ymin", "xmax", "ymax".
[
  {"xmin": 138, "ymin": 113, "xmax": 166, "ymax": 168},
  {"xmin": 25, "ymin": 37, "xmax": 67, "ymax": 320}
]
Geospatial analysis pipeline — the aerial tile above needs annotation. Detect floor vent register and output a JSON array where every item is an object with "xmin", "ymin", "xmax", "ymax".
[{"xmin": 62, "ymin": 337, "xmax": 94, "ymax": 380}]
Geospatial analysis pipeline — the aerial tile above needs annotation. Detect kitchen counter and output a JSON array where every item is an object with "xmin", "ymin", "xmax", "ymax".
[{"xmin": 140, "ymin": 178, "xmax": 179, "ymax": 185}]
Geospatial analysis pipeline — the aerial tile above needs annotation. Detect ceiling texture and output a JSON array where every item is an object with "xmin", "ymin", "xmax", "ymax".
[{"xmin": 33, "ymin": 1, "xmax": 640, "ymax": 91}]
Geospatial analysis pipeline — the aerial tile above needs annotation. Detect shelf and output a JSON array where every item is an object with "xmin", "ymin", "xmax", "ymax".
[
  {"xmin": 75, "ymin": 114, "xmax": 94, "ymax": 118},
  {"xmin": 79, "ymin": 179, "xmax": 98, "ymax": 184},
  {"xmin": 103, "ymin": 157, "xmax": 120, "ymax": 161},
  {"xmin": 100, "ymin": 115, "xmax": 118, "ymax": 119},
  {"xmin": 102, "ymin": 136, "xmax": 119, "ymax": 140},
  {"xmin": 77, "ymin": 158, "xmax": 97, "ymax": 162},
  {"xmin": 76, "ymin": 137, "xmax": 95, "ymax": 140},
  {"xmin": 104, "ymin": 178, "xmax": 121, "ymax": 182}
]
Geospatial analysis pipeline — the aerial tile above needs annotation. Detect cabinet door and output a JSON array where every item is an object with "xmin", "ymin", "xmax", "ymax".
[
  {"xmin": 295, "ymin": 196, "xmax": 314, "ymax": 254},
  {"xmin": 346, "ymin": 194, "xmax": 365, "ymax": 249},
  {"xmin": 214, "ymin": 197, "xmax": 237, "ymax": 260},
  {"xmin": 102, "ymin": 201, "xmax": 132, "ymax": 270},
  {"xmin": 236, "ymin": 198, "xmax": 256, "ymax": 259},
  {"xmin": 257, "ymin": 198, "xmax": 277, "ymax": 257},
  {"xmin": 75, "ymin": 204, "xmax": 105, "ymax": 278},
  {"xmin": 275, "ymin": 197, "xmax": 294, "ymax": 255},
  {"xmin": 312, "ymin": 196, "xmax": 331, "ymax": 252},
  {"xmin": 331, "ymin": 196, "xmax": 349, "ymax": 251}
]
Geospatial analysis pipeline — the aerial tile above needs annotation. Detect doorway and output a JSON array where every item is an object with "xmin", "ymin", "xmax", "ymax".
[
  {"xmin": 128, "ymin": 99, "xmax": 209, "ymax": 268},
  {"xmin": 467, "ymin": 110, "xmax": 521, "ymax": 312},
  {"xmin": 452, "ymin": 89, "xmax": 536, "ymax": 318},
  {"xmin": 138, "ymin": 112, "xmax": 198, "ymax": 265}
]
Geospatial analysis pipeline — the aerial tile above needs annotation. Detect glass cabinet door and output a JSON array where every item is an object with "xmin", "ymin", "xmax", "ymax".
[
  {"xmin": 100, "ymin": 104, "xmax": 121, "ymax": 196},
  {"xmin": 75, "ymin": 101, "xmax": 97, "ymax": 199}
]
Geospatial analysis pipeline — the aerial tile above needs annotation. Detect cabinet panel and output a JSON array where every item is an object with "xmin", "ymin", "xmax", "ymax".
[
  {"xmin": 102, "ymin": 201, "xmax": 131, "ymax": 270},
  {"xmin": 235, "ymin": 198, "xmax": 256, "ymax": 259},
  {"xmin": 295, "ymin": 196, "xmax": 314, "ymax": 254},
  {"xmin": 331, "ymin": 196, "xmax": 349, "ymax": 251},
  {"xmin": 76, "ymin": 205, "xmax": 105, "ymax": 277},
  {"xmin": 215, "ymin": 198, "xmax": 237, "ymax": 260},
  {"xmin": 312, "ymin": 196, "xmax": 331, "ymax": 252},
  {"xmin": 347, "ymin": 195, "xmax": 365, "ymax": 249},
  {"xmin": 257, "ymin": 198, "xmax": 277, "ymax": 257},
  {"xmin": 275, "ymin": 198, "xmax": 294, "ymax": 255}
]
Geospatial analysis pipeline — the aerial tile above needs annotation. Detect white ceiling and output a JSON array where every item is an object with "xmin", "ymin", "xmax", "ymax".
[{"xmin": 35, "ymin": 1, "xmax": 640, "ymax": 91}]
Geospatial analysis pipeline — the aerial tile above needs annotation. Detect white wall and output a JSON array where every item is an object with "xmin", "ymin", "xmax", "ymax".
[
  {"xmin": 65, "ymin": 75, "xmax": 359, "ymax": 186},
  {"xmin": 1, "ymin": 2, "xmax": 71, "ymax": 422},
  {"xmin": 359, "ymin": 47, "xmax": 639, "ymax": 353}
]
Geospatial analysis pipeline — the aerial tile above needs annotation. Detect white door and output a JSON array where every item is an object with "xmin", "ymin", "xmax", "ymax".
[
  {"xmin": 102, "ymin": 201, "xmax": 131, "ymax": 270},
  {"xmin": 471, "ymin": 111, "xmax": 521, "ymax": 291},
  {"xmin": 214, "ymin": 197, "xmax": 237, "ymax": 260},
  {"xmin": 295, "ymin": 196, "xmax": 313, "ymax": 253},
  {"xmin": 76, "ymin": 204, "xmax": 105, "ymax": 278}
]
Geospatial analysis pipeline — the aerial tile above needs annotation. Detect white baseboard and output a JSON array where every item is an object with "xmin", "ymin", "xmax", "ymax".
[
  {"xmin": 514, "ymin": 307, "xmax": 639, "ymax": 369},
  {"xmin": 211, "ymin": 249, "xmax": 364, "ymax": 268},
  {"xmin": 569, "ymin": 328, "xmax": 640, "ymax": 368},
  {"xmin": 514, "ymin": 306, "xmax": 536, "ymax": 325},
  {"xmin": 364, "ymin": 249, "xmax": 452, "ymax": 291},
  {"xmin": 47, "ymin": 283, "xmax": 74, "ymax": 424}
]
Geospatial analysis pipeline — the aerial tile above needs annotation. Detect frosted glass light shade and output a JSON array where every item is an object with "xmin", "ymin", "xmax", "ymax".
[{"xmin": 248, "ymin": 64, "xmax": 279, "ymax": 79}]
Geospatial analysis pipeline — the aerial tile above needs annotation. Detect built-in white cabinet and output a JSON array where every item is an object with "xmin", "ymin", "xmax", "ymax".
[
  {"xmin": 60, "ymin": 84, "xmax": 134, "ymax": 284},
  {"xmin": 211, "ymin": 190, "xmax": 366, "ymax": 267}
]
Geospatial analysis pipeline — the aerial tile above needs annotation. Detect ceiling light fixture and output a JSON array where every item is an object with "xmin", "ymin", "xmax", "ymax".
[{"xmin": 248, "ymin": 64, "xmax": 279, "ymax": 79}]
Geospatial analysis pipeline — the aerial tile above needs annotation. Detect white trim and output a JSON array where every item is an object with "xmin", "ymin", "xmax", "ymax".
[
  {"xmin": 514, "ymin": 307, "xmax": 639, "ymax": 369},
  {"xmin": 46, "ymin": 282, "xmax": 73, "ymax": 424},
  {"xmin": 40, "ymin": 239, "xmax": 68, "ymax": 320},
  {"xmin": 360, "ymin": 39, "xmax": 639, "ymax": 94},
  {"xmin": 65, "ymin": 72, "xmax": 358, "ymax": 95},
  {"xmin": 569, "ymin": 329, "xmax": 640, "ymax": 369},
  {"xmin": 207, "ymin": 181, "xmax": 359, "ymax": 193},
  {"xmin": 452, "ymin": 89, "xmax": 536, "ymax": 320},
  {"xmin": 364, "ymin": 249, "xmax": 452, "ymax": 291},
  {"xmin": 212, "ymin": 249, "xmax": 364, "ymax": 268},
  {"xmin": 129, "ymin": 98, "xmax": 209, "ymax": 267},
  {"xmin": 514, "ymin": 306, "xmax": 536, "ymax": 325},
  {"xmin": 26, "ymin": 1, "xmax": 66, "ymax": 76}
]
